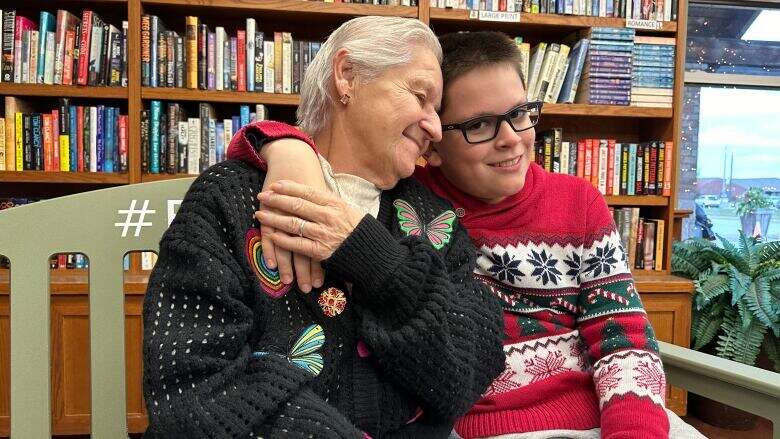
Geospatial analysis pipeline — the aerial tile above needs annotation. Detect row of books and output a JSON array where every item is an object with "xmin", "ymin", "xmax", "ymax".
[
  {"xmin": 612, "ymin": 207, "xmax": 665, "ymax": 271},
  {"xmin": 533, "ymin": 129, "xmax": 673, "ymax": 196},
  {"xmin": 1, "ymin": 9, "xmax": 127, "ymax": 87},
  {"xmin": 0, "ymin": 97, "xmax": 128, "ymax": 172},
  {"xmin": 142, "ymin": 15, "xmax": 322, "ymax": 94},
  {"xmin": 142, "ymin": 101, "xmax": 267, "ymax": 175},
  {"xmin": 521, "ymin": 29, "xmax": 675, "ymax": 106},
  {"xmin": 631, "ymin": 39, "xmax": 675, "ymax": 108},
  {"xmin": 433, "ymin": 0, "xmax": 676, "ymax": 21}
]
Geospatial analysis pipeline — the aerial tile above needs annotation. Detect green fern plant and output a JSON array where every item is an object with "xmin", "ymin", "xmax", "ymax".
[{"xmin": 672, "ymin": 232, "xmax": 780, "ymax": 371}]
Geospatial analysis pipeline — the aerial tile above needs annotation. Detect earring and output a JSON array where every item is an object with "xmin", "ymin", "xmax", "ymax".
[{"xmin": 339, "ymin": 94, "xmax": 350, "ymax": 105}]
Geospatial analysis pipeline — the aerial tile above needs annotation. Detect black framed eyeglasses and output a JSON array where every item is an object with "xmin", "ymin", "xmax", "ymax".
[{"xmin": 442, "ymin": 101, "xmax": 543, "ymax": 144}]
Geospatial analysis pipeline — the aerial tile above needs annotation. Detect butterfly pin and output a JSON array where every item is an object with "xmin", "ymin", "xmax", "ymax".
[
  {"xmin": 252, "ymin": 324, "xmax": 325, "ymax": 377},
  {"xmin": 393, "ymin": 199, "xmax": 456, "ymax": 250}
]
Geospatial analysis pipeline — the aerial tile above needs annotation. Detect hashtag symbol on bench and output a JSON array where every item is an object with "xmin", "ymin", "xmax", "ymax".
[{"xmin": 115, "ymin": 200, "xmax": 156, "ymax": 238}]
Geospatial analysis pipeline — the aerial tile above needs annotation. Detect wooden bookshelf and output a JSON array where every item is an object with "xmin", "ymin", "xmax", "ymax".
[
  {"xmin": 544, "ymin": 103, "xmax": 673, "ymax": 118},
  {"xmin": 143, "ymin": 0, "xmax": 419, "ymax": 17},
  {"xmin": 0, "ymin": 0, "xmax": 695, "ymax": 434},
  {"xmin": 429, "ymin": 8, "xmax": 678, "ymax": 33},
  {"xmin": 141, "ymin": 87, "xmax": 300, "ymax": 105},
  {"xmin": 605, "ymin": 195, "xmax": 669, "ymax": 206},
  {"xmin": 0, "ymin": 84, "xmax": 128, "ymax": 99},
  {"xmin": 0, "ymin": 171, "xmax": 129, "ymax": 185},
  {"xmin": 140, "ymin": 172, "xmax": 196, "ymax": 182}
]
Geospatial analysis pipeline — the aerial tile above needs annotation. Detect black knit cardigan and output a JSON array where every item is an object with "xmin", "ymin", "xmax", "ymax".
[{"xmin": 142, "ymin": 128, "xmax": 504, "ymax": 438}]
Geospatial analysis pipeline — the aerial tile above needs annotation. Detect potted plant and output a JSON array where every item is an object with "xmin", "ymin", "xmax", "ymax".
[
  {"xmin": 736, "ymin": 187, "xmax": 774, "ymax": 238},
  {"xmin": 672, "ymin": 233, "xmax": 780, "ymax": 429}
]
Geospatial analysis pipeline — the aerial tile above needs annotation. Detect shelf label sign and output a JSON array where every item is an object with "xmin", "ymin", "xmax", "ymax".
[
  {"xmin": 469, "ymin": 10, "xmax": 521, "ymax": 22},
  {"xmin": 625, "ymin": 19, "xmax": 662, "ymax": 30}
]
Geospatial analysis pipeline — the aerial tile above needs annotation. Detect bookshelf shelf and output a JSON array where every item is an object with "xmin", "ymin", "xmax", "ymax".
[
  {"xmin": 429, "ymin": 8, "xmax": 677, "ymax": 33},
  {"xmin": 544, "ymin": 103, "xmax": 673, "ymax": 118},
  {"xmin": 633, "ymin": 272, "xmax": 694, "ymax": 294},
  {"xmin": 142, "ymin": 0, "xmax": 418, "ymax": 17},
  {"xmin": 0, "ymin": 84, "xmax": 128, "ymax": 99},
  {"xmin": 141, "ymin": 173, "xmax": 197, "ymax": 182},
  {"xmin": 605, "ymin": 195, "xmax": 669, "ymax": 206},
  {"xmin": 141, "ymin": 87, "xmax": 300, "ymax": 105},
  {"xmin": 0, "ymin": 171, "xmax": 129, "ymax": 185}
]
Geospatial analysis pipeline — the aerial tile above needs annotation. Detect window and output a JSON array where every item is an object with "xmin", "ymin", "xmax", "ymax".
[{"xmin": 678, "ymin": 2, "xmax": 780, "ymax": 243}]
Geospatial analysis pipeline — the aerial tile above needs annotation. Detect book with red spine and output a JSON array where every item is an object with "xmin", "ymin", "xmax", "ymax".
[
  {"xmin": 648, "ymin": 141, "xmax": 659, "ymax": 195},
  {"xmin": 54, "ymin": 10, "xmax": 79, "ymax": 85},
  {"xmin": 62, "ymin": 30, "xmax": 76, "ymax": 85},
  {"xmin": 51, "ymin": 109, "xmax": 60, "ymax": 167},
  {"xmin": 590, "ymin": 139, "xmax": 599, "ymax": 188},
  {"xmin": 576, "ymin": 139, "xmax": 585, "ymax": 178},
  {"xmin": 77, "ymin": 10, "xmax": 93, "ymax": 85},
  {"xmin": 76, "ymin": 106, "xmax": 85, "ymax": 172},
  {"xmin": 237, "ymin": 30, "xmax": 246, "ymax": 92},
  {"xmin": 584, "ymin": 138, "xmax": 593, "ymax": 184}
]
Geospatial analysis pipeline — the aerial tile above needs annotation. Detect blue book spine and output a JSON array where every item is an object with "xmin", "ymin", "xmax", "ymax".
[
  {"xmin": 31, "ymin": 114, "xmax": 42, "ymax": 170},
  {"xmin": 69, "ymin": 106, "xmax": 78, "ymax": 171},
  {"xmin": 628, "ymin": 143, "xmax": 637, "ymax": 196},
  {"xmin": 104, "ymin": 107, "xmax": 115, "ymax": 172},
  {"xmin": 150, "ymin": 101, "xmax": 161, "ymax": 173},
  {"xmin": 38, "ymin": 12, "xmax": 55, "ymax": 83},
  {"xmin": 96, "ymin": 106, "xmax": 105, "ymax": 172},
  {"xmin": 216, "ymin": 122, "xmax": 224, "ymax": 163},
  {"xmin": 558, "ymin": 39, "xmax": 589, "ymax": 103},
  {"xmin": 240, "ymin": 105, "xmax": 250, "ymax": 127},
  {"xmin": 231, "ymin": 116, "xmax": 240, "ymax": 136}
]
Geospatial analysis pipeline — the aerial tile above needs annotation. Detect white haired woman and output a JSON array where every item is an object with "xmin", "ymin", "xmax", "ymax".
[{"xmin": 142, "ymin": 16, "xmax": 504, "ymax": 438}]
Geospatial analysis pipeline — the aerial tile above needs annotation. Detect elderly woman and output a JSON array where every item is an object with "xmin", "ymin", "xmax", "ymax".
[{"xmin": 142, "ymin": 16, "xmax": 504, "ymax": 439}]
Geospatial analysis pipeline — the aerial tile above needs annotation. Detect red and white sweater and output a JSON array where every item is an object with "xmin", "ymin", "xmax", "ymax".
[
  {"xmin": 227, "ymin": 121, "xmax": 669, "ymax": 438},
  {"xmin": 415, "ymin": 163, "xmax": 669, "ymax": 439}
]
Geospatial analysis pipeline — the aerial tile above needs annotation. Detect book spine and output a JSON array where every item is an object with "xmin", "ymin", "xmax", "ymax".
[
  {"xmin": 254, "ymin": 31, "xmax": 263, "ymax": 91},
  {"xmin": 178, "ymin": 120, "xmax": 188, "ymax": 173},
  {"xmin": 207, "ymin": 31, "xmax": 215, "ymax": 90},
  {"xmin": 274, "ymin": 32, "xmax": 282, "ymax": 93},
  {"xmin": 58, "ymin": 98, "xmax": 69, "ymax": 171},
  {"xmin": 175, "ymin": 36, "xmax": 184, "ymax": 88},
  {"xmin": 606, "ymin": 139, "xmax": 615, "ymax": 196},
  {"xmin": 42, "ymin": 113, "xmax": 52, "ymax": 171},
  {"xmin": 150, "ymin": 100, "xmax": 161, "ymax": 173},
  {"xmin": 76, "ymin": 106, "xmax": 84, "ymax": 172},
  {"xmin": 167, "ymin": 103, "xmax": 178, "ymax": 174},
  {"xmin": 263, "ymin": 40, "xmax": 274, "ymax": 93},
  {"xmin": 237, "ymin": 30, "xmax": 246, "ymax": 92},
  {"xmin": 1, "ymin": 11, "xmax": 15, "ymax": 82},
  {"xmin": 141, "ymin": 15, "xmax": 150, "ymax": 86},
  {"xmin": 77, "ymin": 10, "xmax": 92, "ymax": 85},
  {"xmin": 215, "ymin": 27, "xmax": 224, "ymax": 90},
  {"xmin": 208, "ymin": 117, "xmax": 216, "ymax": 166},
  {"xmin": 282, "ymin": 32, "xmax": 292, "ymax": 94},
  {"xmin": 52, "ymin": 109, "xmax": 59, "ymax": 168},
  {"xmin": 199, "ymin": 103, "xmax": 209, "ymax": 172},
  {"xmin": 627, "ymin": 143, "xmax": 637, "ymax": 195},
  {"xmin": 642, "ymin": 142, "xmax": 650, "ymax": 195},
  {"xmin": 15, "ymin": 113, "xmax": 23, "ymax": 170},
  {"xmin": 598, "ymin": 140, "xmax": 608, "ymax": 194},
  {"xmin": 663, "ymin": 141, "xmax": 672, "ymax": 196},
  {"xmin": 187, "ymin": 117, "xmax": 200, "ymax": 174},
  {"xmin": 118, "ymin": 114, "xmax": 127, "ymax": 172},
  {"xmin": 87, "ymin": 17, "xmax": 104, "ymax": 86},
  {"xmin": 62, "ymin": 30, "xmax": 76, "ymax": 85},
  {"xmin": 635, "ymin": 143, "xmax": 644, "ymax": 195},
  {"xmin": 22, "ymin": 114, "xmax": 31, "ymax": 169},
  {"xmin": 89, "ymin": 106, "xmax": 97, "ymax": 172},
  {"xmin": 246, "ymin": 19, "xmax": 255, "ymax": 92},
  {"xmin": 648, "ymin": 141, "xmax": 658, "ymax": 194},
  {"xmin": 96, "ymin": 106, "xmax": 105, "ymax": 171},
  {"xmin": 31, "ymin": 114, "xmax": 42, "ymax": 170},
  {"xmin": 104, "ymin": 106, "xmax": 114, "ymax": 172},
  {"xmin": 654, "ymin": 220, "xmax": 664, "ymax": 270},
  {"xmin": 198, "ymin": 24, "xmax": 207, "ymax": 90},
  {"xmin": 158, "ymin": 111, "xmax": 167, "ymax": 173},
  {"xmin": 292, "ymin": 39, "xmax": 301, "ymax": 94},
  {"xmin": 140, "ymin": 109, "xmax": 148, "ymax": 173},
  {"xmin": 576, "ymin": 139, "xmax": 585, "ymax": 178},
  {"xmin": 185, "ymin": 16, "xmax": 197, "ymax": 89},
  {"xmin": 69, "ymin": 106, "xmax": 77, "ymax": 171},
  {"xmin": 156, "ymin": 30, "xmax": 166, "ymax": 88}
]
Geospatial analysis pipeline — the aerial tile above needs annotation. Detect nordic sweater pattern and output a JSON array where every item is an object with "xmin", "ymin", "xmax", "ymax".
[
  {"xmin": 415, "ymin": 163, "xmax": 670, "ymax": 439},
  {"xmin": 141, "ymin": 122, "xmax": 505, "ymax": 439}
]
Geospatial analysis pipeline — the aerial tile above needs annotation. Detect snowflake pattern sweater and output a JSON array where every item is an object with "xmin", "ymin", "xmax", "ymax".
[
  {"xmin": 414, "ymin": 163, "xmax": 669, "ymax": 439},
  {"xmin": 141, "ymin": 121, "xmax": 505, "ymax": 439}
]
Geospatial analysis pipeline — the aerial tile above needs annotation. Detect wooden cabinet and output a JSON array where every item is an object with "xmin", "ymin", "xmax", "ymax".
[{"xmin": 0, "ymin": 286, "xmax": 149, "ymax": 437}]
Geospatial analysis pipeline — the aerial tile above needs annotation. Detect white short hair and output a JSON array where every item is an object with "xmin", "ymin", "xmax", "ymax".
[{"xmin": 297, "ymin": 16, "xmax": 442, "ymax": 136}]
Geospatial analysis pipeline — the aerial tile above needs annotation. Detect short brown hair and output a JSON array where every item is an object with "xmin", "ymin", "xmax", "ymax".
[{"xmin": 439, "ymin": 31, "xmax": 526, "ymax": 111}]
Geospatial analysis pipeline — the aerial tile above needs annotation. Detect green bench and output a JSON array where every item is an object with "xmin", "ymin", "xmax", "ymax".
[{"xmin": 1, "ymin": 179, "xmax": 778, "ymax": 438}]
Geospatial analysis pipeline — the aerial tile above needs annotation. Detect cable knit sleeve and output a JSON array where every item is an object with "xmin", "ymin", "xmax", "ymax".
[
  {"xmin": 142, "ymin": 171, "xmax": 362, "ymax": 439},
  {"xmin": 323, "ymin": 205, "xmax": 505, "ymax": 423},
  {"xmin": 575, "ymin": 188, "xmax": 670, "ymax": 439}
]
